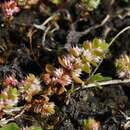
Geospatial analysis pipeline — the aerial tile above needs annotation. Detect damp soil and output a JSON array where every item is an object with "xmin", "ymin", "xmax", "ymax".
[{"xmin": 1, "ymin": 0, "xmax": 130, "ymax": 130}]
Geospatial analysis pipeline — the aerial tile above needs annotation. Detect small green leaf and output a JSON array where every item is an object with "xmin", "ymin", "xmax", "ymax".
[
  {"xmin": 0, "ymin": 123, "xmax": 20, "ymax": 130},
  {"xmin": 83, "ymin": 0, "xmax": 101, "ymax": 11},
  {"xmin": 99, "ymin": 42, "xmax": 109, "ymax": 51},
  {"xmin": 9, "ymin": 88, "xmax": 18, "ymax": 99},
  {"xmin": 89, "ymin": 73, "xmax": 112, "ymax": 82},
  {"xmin": 92, "ymin": 49, "xmax": 103, "ymax": 57},
  {"xmin": 82, "ymin": 63, "xmax": 91, "ymax": 73},
  {"xmin": 128, "ymin": 64, "xmax": 130, "ymax": 71},
  {"xmin": 51, "ymin": 0, "xmax": 62, "ymax": 5},
  {"xmin": 11, "ymin": 88, "xmax": 18, "ymax": 96},
  {"xmin": 93, "ymin": 38, "xmax": 100, "ymax": 48}
]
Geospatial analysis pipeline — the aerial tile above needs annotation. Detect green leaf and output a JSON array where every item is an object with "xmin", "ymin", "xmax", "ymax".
[
  {"xmin": 99, "ymin": 42, "xmax": 109, "ymax": 51},
  {"xmin": 34, "ymin": 128, "xmax": 41, "ymax": 130},
  {"xmin": 0, "ymin": 123, "xmax": 20, "ymax": 130},
  {"xmin": 82, "ymin": 63, "xmax": 91, "ymax": 73},
  {"xmin": 89, "ymin": 73, "xmax": 112, "ymax": 82},
  {"xmin": 83, "ymin": 0, "xmax": 101, "ymax": 11},
  {"xmin": 9, "ymin": 88, "xmax": 18, "ymax": 99},
  {"xmin": 93, "ymin": 38, "xmax": 100, "ymax": 48},
  {"xmin": 92, "ymin": 49, "xmax": 103, "ymax": 57},
  {"xmin": 51, "ymin": 0, "xmax": 62, "ymax": 5},
  {"xmin": 128, "ymin": 64, "xmax": 130, "ymax": 71},
  {"xmin": 11, "ymin": 88, "xmax": 18, "ymax": 97}
]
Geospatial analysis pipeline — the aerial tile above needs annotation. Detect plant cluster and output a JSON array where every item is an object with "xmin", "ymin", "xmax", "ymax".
[
  {"xmin": 1, "ymin": 0, "xmax": 130, "ymax": 129},
  {"xmin": 0, "ymin": 0, "xmax": 109, "ymax": 127},
  {"xmin": 0, "ymin": 74, "xmax": 55, "ymax": 120},
  {"xmin": 0, "ymin": 0, "xmax": 39, "ymax": 17},
  {"xmin": 30, "ymin": 96, "xmax": 55, "ymax": 117},
  {"xmin": 0, "ymin": 38, "xmax": 108, "ymax": 126},
  {"xmin": 42, "ymin": 38, "xmax": 108, "ymax": 95}
]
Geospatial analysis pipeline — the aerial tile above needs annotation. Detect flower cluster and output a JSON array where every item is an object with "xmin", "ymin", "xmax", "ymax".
[
  {"xmin": 1, "ymin": 0, "xmax": 20, "ymax": 17},
  {"xmin": 0, "ymin": 38, "xmax": 108, "ymax": 122},
  {"xmin": 3, "ymin": 75, "xmax": 18, "ymax": 87},
  {"xmin": 0, "ymin": 0, "xmax": 39, "ymax": 17},
  {"xmin": 0, "ymin": 75, "xmax": 19, "ymax": 111},
  {"xmin": 0, "ymin": 74, "xmax": 55, "ymax": 119},
  {"xmin": 42, "ymin": 38, "xmax": 108, "ymax": 94},
  {"xmin": 81, "ymin": 39, "xmax": 108, "ymax": 68},
  {"xmin": 83, "ymin": 118, "xmax": 100, "ymax": 130},
  {"xmin": 115, "ymin": 54, "xmax": 130, "ymax": 79},
  {"xmin": 20, "ymin": 74, "xmax": 41, "ymax": 102},
  {"xmin": 30, "ymin": 96, "xmax": 55, "ymax": 117},
  {"xmin": 43, "ymin": 65, "xmax": 73, "ymax": 95}
]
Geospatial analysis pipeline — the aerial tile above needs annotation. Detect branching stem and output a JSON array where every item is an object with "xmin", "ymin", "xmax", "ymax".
[{"xmin": 76, "ymin": 79, "xmax": 130, "ymax": 91}]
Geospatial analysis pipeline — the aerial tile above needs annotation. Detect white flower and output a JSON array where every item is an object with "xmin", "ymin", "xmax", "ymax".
[
  {"xmin": 83, "ymin": 50, "xmax": 93, "ymax": 61},
  {"xmin": 21, "ymin": 74, "xmax": 42, "ymax": 102},
  {"xmin": 2, "ymin": 0, "xmax": 20, "ymax": 16},
  {"xmin": 58, "ymin": 55, "xmax": 75, "ymax": 70},
  {"xmin": 52, "ymin": 68, "xmax": 72, "ymax": 86},
  {"xmin": 53, "ymin": 68, "xmax": 64, "ymax": 78},
  {"xmin": 83, "ymin": 49, "xmax": 101, "ymax": 63}
]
